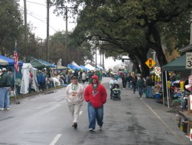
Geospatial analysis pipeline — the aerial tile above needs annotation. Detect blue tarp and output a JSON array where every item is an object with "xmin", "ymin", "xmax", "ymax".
[
  {"xmin": 0, "ymin": 55, "xmax": 22, "ymax": 66},
  {"xmin": 38, "ymin": 59, "xmax": 56, "ymax": 68},
  {"xmin": 79, "ymin": 65, "xmax": 90, "ymax": 71},
  {"xmin": 67, "ymin": 64, "xmax": 81, "ymax": 70}
]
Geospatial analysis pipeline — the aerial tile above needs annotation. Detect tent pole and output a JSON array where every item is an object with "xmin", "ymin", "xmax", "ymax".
[
  {"xmin": 13, "ymin": 68, "xmax": 18, "ymax": 103},
  {"xmin": 162, "ymin": 71, "xmax": 165, "ymax": 106},
  {"xmin": 165, "ymin": 71, "xmax": 170, "ymax": 108}
]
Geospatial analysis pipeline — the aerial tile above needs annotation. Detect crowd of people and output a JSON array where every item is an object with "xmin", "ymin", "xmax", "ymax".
[
  {"xmin": 108, "ymin": 71, "xmax": 160, "ymax": 99},
  {"xmin": 15, "ymin": 69, "xmax": 104, "ymax": 95},
  {"xmin": 1, "ymin": 66, "xmax": 190, "ymax": 132}
]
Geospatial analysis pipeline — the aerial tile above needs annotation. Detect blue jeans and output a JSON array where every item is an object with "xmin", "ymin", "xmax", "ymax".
[
  {"xmin": 146, "ymin": 86, "xmax": 152, "ymax": 98},
  {"xmin": 138, "ymin": 87, "xmax": 144, "ymax": 97},
  {"xmin": 88, "ymin": 102, "xmax": 103, "ymax": 129},
  {"xmin": 0, "ymin": 87, "xmax": 10, "ymax": 108}
]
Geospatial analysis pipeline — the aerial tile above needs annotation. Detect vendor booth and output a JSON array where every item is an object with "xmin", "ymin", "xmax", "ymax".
[
  {"xmin": 30, "ymin": 57, "xmax": 50, "ymax": 68},
  {"xmin": 162, "ymin": 53, "xmax": 192, "ymax": 138},
  {"xmin": 162, "ymin": 54, "xmax": 190, "ymax": 108}
]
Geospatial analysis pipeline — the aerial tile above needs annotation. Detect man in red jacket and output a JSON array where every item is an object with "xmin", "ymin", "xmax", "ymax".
[{"xmin": 84, "ymin": 75, "xmax": 107, "ymax": 131}]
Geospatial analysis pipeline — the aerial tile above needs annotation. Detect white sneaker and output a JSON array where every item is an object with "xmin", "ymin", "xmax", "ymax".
[
  {"xmin": 99, "ymin": 126, "xmax": 102, "ymax": 130},
  {"xmin": 0, "ymin": 108, "xmax": 4, "ymax": 111},
  {"xmin": 89, "ymin": 128, "xmax": 94, "ymax": 131}
]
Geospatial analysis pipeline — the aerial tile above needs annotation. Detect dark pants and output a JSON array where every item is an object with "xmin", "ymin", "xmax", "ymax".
[
  {"xmin": 39, "ymin": 82, "xmax": 45, "ymax": 91},
  {"xmin": 122, "ymin": 80, "xmax": 127, "ymax": 88}
]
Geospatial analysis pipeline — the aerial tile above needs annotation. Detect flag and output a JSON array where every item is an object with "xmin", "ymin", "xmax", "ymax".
[{"xmin": 13, "ymin": 51, "xmax": 19, "ymax": 72}]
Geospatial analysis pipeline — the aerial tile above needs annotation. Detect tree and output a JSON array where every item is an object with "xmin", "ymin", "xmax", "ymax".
[
  {"xmin": 49, "ymin": 31, "xmax": 92, "ymax": 65},
  {"xmin": 52, "ymin": 0, "xmax": 192, "ymax": 76},
  {"xmin": 0, "ymin": 0, "xmax": 23, "ymax": 56}
]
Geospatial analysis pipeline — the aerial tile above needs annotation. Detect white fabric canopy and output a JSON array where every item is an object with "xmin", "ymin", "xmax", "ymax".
[
  {"xmin": 20, "ymin": 63, "xmax": 39, "ymax": 94},
  {"xmin": 85, "ymin": 64, "xmax": 95, "ymax": 71}
]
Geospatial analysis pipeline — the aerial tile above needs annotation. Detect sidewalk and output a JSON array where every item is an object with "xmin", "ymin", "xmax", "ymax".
[{"xmin": 120, "ymin": 86, "xmax": 190, "ymax": 141}]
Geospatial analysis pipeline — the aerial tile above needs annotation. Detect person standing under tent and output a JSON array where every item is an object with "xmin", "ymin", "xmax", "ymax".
[{"xmin": 37, "ymin": 70, "xmax": 46, "ymax": 91}]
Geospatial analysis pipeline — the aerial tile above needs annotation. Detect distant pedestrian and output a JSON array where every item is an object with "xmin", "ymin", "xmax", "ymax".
[
  {"xmin": 145, "ymin": 75, "xmax": 154, "ymax": 98},
  {"xmin": 132, "ymin": 75, "xmax": 137, "ymax": 94},
  {"xmin": 65, "ymin": 76, "xmax": 84, "ymax": 129},
  {"xmin": 121, "ymin": 74, "xmax": 127, "ymax": 89},
  {"xmin": 136, "ymin": 76, "xmax": 145, "ymax": 98},
  {"xmin": 0, "ymin": 68, "xmax": 12, "ymax": 111},
  {"xmin": 81, "ymin": 71, "xmax": 86, "ymax": 84},
  {"xmin": 84, "ymin": 75, "xmax": 107, "ymax": 131},
  {"xmin": 109, "ymin": 75, "xmax": 118, "ymax": 99},
  {"xmin": 127, "ymin": 73, "xmax": 133, "ymax": 89}
]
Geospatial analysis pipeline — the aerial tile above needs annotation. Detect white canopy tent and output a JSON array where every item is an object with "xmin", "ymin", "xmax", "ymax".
[
  {"xmin": 20, "ymin": 63, "xmax": 39, "ymax": 94},
  {"xmin": 85, "ymin": 64, "xmax": 95, "ymax": 71}
]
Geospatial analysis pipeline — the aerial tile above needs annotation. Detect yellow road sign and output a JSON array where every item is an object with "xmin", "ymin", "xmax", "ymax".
[{"xmin": 145, "ymin": 58, "xmax": 156, "ymax": 68}]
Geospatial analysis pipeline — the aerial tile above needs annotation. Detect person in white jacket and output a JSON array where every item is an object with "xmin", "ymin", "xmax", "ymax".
[{"xmin": 65, "ymin": 76, "xmax": 84, "ymax": 129}]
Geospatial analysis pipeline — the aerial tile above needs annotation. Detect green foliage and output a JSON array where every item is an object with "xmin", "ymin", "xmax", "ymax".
[
  {"xmin": 0, "ymin": 0, "xmax": 23, "ymax": 55},
  {"xmin": 49, "ymin": 31, "xmax": 92, "ymax": 65},
  {"xmin": 53, "ymin": 0, "xmax": 192, "ymax": 76}
]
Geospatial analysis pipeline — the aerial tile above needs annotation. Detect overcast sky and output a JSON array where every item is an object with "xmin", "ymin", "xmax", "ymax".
[{"xmin": 18, "ymin": 0, "xmax": 76, "ymax": 39}]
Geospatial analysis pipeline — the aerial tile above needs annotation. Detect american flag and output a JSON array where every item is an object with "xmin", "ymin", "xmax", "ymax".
[{"xmin": 13, "ymin": 51, "xmax": 19, "ymax": 72}]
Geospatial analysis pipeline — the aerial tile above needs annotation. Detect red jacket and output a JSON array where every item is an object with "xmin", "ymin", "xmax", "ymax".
[{"xmin": 84, "ymin": 75, "xmax": 107, "ymax": 108}]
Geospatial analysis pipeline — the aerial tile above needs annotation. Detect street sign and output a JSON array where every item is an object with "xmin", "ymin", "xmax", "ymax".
[
  {"xmin": 186, "ymin": 52, "xmax": 192, "ymax": 69},
  {"xmin": 145, "ymin": 58, "xmax": 156, "ymax": 68}
]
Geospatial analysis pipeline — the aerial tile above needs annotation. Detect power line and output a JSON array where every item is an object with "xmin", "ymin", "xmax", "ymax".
[
  {"xmin": 26, "ymin": 0, "xmax": 46, "ymax": 6},
  {"xmin": 20, "ymin": 9, "xmax": 58, "ymax": 32},
  {"xmin": 27, "ymin": 13, "xmax": 58, "ymax": 32}
]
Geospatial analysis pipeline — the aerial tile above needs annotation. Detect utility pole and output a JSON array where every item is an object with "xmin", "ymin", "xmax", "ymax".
[
  {"xmin": 103, "ymin": 53, "xmax": 105, "ymax": 69},
  {"xmin": 24, "ymin": 0, "xmax": 28, "ymax": 62},
  {"xmin": 95, "ymin": 48, "xmax": 97, "ymax": 68},
  {"xmin": 65, "ymin": 7, "xmax": 68, "ymax": 63},
  {"xmin": 190, "ymin": 11, "xmax": 192, "ymax": 44},
  {"xmin": 46, "ymin": 0, "xmax": 50, "ymax": 62}
]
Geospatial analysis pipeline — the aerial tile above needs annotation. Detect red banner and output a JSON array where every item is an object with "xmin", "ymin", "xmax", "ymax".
[{"xmin": 13, "ymin": 51, "xmax": 19, "ymax": 72}]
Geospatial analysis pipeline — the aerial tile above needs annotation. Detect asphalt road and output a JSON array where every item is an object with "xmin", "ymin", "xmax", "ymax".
[{"xmin": 0, "ymin": 77, "xmax": 191, "ymax": 145}]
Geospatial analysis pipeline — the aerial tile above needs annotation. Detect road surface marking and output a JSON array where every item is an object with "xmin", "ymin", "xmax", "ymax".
[
  {"xmin": 79, "ymin": 111, "xmax": 83, "ymax": 115},
  {"xmin": 141, "ymin": 100, "xmax": 184, "ymax": 145},
  {"xmin": 49, "ymin": 134, "xmax": 62, "ymax": 145}
]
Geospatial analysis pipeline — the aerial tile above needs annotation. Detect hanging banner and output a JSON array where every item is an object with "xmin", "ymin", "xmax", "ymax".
[
  {"xmin": 189, "ymin": 75, "xmax": 192, "ymax": 86},
  {"xmin": 190, "ymin": 128, "xmax": 192, "ymax": 141},
  {"xmin": 154, "ymin": 67, "xmax": 161, "ymax": 75},
  {"xmin": 190, "ymin": 95, "xmax": 192, "ymax": 110}
]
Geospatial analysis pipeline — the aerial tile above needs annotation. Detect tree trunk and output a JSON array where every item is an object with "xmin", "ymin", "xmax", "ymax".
[
  {"xmin": 129, "ymin": 54, "xmax": 140, "ymax": 73},
  {"xmin": 151, "ymin": 26, "xmax": 167, "ymax": 66}
]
